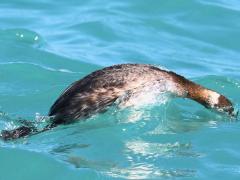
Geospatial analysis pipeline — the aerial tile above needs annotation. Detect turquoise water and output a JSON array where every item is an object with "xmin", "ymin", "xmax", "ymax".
[{"xmin": 0, "ymin": 0, "xmax": 240, "ymax": 179}]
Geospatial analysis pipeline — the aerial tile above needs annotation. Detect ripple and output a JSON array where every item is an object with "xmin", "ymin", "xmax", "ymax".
[
  {"xmin": 199, "ymin": 0, "xmax": 240, "ymax": 11},
  {"xmin": 0, "ymin": 0, "xmax": 240, "ymax": 179},
  {"xmin": 0, "ymin": 28, "xmax": 45, "ymax": 47},
  {"xmin": 69, "ymin": 21, "xmax": 122, "ymax": 42},
  {"xmin": 0, "ymin": 61, "xmax": 82, "ymax": 74}
]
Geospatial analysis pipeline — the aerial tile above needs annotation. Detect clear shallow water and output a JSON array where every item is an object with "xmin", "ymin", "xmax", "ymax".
[{"xmin": 0, "ymin": 0, "xmax": 240, "ymax": 179}]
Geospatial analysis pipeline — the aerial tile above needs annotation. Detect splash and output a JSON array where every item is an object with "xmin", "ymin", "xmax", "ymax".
[
  {"xmin": 117, "ymin": 80, "xmax": 176, "ymax": 109},
  {"xmin": 0, "ymin": 111, "xmax": 52, "ymax": 134}
]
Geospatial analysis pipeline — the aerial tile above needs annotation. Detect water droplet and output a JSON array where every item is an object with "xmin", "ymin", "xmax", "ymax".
[{"xmin": 34, "ymin": 36, "xmax": 39, "ymax": 41}]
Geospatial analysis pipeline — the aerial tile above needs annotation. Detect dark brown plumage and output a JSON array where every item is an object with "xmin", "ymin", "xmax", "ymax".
[
  {"xmin": 49, "ymin": 64, "xmax": 173, "ymax": 124},
  {"xmin": 1, "ymin": 64, "xmax": 235, "ymax": 140}
]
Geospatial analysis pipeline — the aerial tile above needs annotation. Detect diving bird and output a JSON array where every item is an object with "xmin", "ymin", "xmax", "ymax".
[{"xmin": 0, "ymin": 64, "xmax": 235, "ymax": 140}]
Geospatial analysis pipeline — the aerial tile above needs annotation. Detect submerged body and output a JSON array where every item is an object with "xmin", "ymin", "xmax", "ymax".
[
  {"xmin": 0, "ymin": 64, "xmax": 235, "ymax": 140},
  {"xmin": 49, "ymin": 64, "xmax": 234, "ymax": 124}
]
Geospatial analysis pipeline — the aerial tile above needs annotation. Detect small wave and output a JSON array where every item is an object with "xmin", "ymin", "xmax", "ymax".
[
  {"xmin": 0, "ymin": 28, "xmax": 45, "ymax": 48},
  {"xmin": 69, "ymin": 21, "xmax": 122, "ymax": 42},
  {"xmin": 0, "ymin": 61, "xmax": 82, "ymax": 74},
  {"xmin": 199, "ymin": 0, "xmax": 240, "ymax": 11}
]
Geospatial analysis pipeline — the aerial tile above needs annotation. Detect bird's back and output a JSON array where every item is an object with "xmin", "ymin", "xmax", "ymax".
[{"xmin": 48, "ymin": 64, "xmax": 170, "ymax": 123}]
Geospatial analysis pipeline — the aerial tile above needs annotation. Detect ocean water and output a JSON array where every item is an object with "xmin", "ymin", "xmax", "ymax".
[{"xmin": 0, "ymin": 0, "xmax": 240, "ymax": 179}]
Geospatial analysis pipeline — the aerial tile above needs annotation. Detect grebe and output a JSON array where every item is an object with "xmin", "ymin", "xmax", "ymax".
[{"xmin": 0, "ymin": 64, "xmax": 235, "ymax": 140}]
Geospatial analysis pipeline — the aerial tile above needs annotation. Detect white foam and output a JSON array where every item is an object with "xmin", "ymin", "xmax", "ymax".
[{"xmin": 117, "ymin": 80, "xmax": 177, "ymax": 108}]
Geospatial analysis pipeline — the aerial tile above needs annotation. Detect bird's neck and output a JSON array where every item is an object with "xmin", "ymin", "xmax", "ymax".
[
  {"xmin": 185, "ymin": 82, "xmax": 220, "ymax": 108},
  {"xmin": 169, "ymin": 71, "xmax": 220, "ymax": 108}
]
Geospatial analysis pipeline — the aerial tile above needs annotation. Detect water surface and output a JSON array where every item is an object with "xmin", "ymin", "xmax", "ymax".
[{"xmin": 0, "ymin": 0, "xmax": 240, "ymax": 179}]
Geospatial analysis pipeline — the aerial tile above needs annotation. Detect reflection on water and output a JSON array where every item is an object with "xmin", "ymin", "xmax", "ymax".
[
  {"xmin": 108, "ymin": 164, "xmax": 196, "ymax": 179},
  {"xmin": 52, "ymin": 143, "xmax": 90, "ymax": 154},
  {"xmin": 39, "ymin": 101, "xmax": 207, "ymax": 179},
  {"xmin": 66, "ymin": 156, "xmax": 116, "ymax": 170},
  {"xmin": 0, "ymin": 72, "xmax": 239, "ymax": 179},
  {"xmin": 125, "ymin": 140, "xmax": 203, "ymax": 158},
  {"xmin": 0, "ymin": 0, "xmax": 240, "ymax": 179},
  {"xmin": 0, "ymin": 97, "xmax": 238, "ymax": 179}
]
